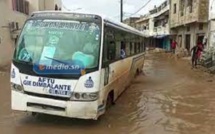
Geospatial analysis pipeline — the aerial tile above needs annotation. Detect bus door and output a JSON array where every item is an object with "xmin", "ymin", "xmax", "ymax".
[{"xmin": 103, "ymin": 41, "xmax": 119, "ymax": 91}]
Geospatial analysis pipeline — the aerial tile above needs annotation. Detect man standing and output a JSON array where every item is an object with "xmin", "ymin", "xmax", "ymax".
[{"xmin": 171, "ymin": 40, "xmax": 177, "ymax": 54}]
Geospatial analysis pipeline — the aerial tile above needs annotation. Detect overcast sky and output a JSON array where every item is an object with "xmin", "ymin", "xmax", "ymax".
[{"xmin": 62, "ymin": 0, "xmax": 166, "ymax": 21}]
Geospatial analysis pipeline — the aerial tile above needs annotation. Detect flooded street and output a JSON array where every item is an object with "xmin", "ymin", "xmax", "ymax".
[{"xmin": 1, "ymin": 53, "xmax": 215, "ymax": 134}]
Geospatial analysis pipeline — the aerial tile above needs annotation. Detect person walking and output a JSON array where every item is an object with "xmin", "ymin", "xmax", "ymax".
[
  {"xmin": 197, "ymin": 41, "xmax": 203, "ymax": 62},
  {"xmin": 191, "ymin": 43, "xmax": 202, "ymax": 69}
]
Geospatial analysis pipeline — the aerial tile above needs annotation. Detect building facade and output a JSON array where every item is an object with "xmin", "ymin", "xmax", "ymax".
[
  {"xmin": 0, "ymin": 0, "xmax": 62, "ymax": 68},
  {"xmin": 170, "ymin": 0, "xmax": 209, "ymax": 53},
  {"xmin": 136, "ymin": 0, "xmax": 170, "ymax": 50},
  {"xmin": 123, "ymin": 17, "xmax": 140, "ymax": 29}
]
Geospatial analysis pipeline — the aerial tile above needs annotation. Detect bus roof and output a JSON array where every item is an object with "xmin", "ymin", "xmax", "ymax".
[{"xmin": 31, "ymin": 11, "xmax": 146, "ymax": 37}]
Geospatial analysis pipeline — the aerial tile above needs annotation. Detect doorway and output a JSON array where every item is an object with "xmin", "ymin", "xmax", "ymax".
[
  {"xmin": 178, "ymin": 35, "xmax": 182, "ymax": 48},
  {"xmin": 185, "ymin": 34, "xmax": 191, "ymax": 53},
  {"xmin": 197, "ymin": 34, "xmax": 204, "ymax": 44}
]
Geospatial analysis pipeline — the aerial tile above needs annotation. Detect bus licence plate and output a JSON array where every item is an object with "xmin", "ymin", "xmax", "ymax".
[{"xmin": 48, "ymin": 89, "xmax": 71, "ymax": 96}]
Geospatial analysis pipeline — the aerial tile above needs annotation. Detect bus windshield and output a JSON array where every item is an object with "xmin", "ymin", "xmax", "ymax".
[{"xmin": 14, "ymin": 19, "xmax": 101, "ymax": 72}]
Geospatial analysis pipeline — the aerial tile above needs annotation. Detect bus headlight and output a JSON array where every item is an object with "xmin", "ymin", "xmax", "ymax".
[
  {"xmin": 11, "ymin": 83, "xmax": 24, "ymax": 93},
  {"xmin": 70, "ymin": 92, "xmax": 99, "ymax": 101},
  {"xmin": 74, "ymin": 93, "xmax": 81, "ymax": 100},
  {"xmin": 89, "ymin": 93, "xmax": 99, "ymax": 100}
]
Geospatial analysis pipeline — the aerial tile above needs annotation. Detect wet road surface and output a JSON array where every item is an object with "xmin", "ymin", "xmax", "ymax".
[{"xmin": 1, "ymin": 53, "xmax": 215, "ymax": 134}]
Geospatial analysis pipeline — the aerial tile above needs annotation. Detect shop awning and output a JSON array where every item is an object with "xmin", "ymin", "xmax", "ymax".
[{"xmin": 154, "ymin": 34, "xmax": 169, "ymax": 39}]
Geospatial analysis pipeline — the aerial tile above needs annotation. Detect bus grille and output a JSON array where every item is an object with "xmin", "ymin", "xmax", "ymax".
[
  {"xmin": 25, "ymin": 91, "xmax": 70, "ymax": 101},
  {"xmin": 27, "ymin": 102, "xmax": 65, "ymax": 111}
]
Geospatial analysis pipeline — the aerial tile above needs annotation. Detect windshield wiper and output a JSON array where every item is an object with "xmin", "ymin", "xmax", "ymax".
[{"xmin": 45, "ymin": 56, "xmax": 68, "ymax": 64}]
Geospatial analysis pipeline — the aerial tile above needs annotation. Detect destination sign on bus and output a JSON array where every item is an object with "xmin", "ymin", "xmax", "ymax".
[{"xmin": 32, "ymin": 12, "xmax": 99, "ymax": 20}]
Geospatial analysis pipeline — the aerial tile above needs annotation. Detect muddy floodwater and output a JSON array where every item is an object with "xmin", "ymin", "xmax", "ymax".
[{"xmin": 1, "ymin": 53, "xmax": 215, "ymax": 134}]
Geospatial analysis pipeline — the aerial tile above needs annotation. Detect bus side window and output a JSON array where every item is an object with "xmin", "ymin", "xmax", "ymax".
[
  {"xmin": 108, "ymin": 41, "xmax": 116, "ymax": 61},
  {"xmin": 138, "ymin": 43, "xmax": 140, "ymax": 53},
  {"xmin": 144, "ymin": 41, "xmax": 146, "ymax": 51},
  {"xmin": 140, "ymin": 42, "xmax": 143, "ymax": 52},
  {"xmin": 103, "ymin": 38, "xmax": 108, "ymax": 63},
  {"xmin": 134, "ymin": 43, "xmax": 137, "ymax": 54},
  {"xmin": 130, "ymin": 42, "xmax": 133, "ymax": 55},
  {"xmin": 126, "ymin": 42, "xmax": 130, "ymax": 56},
  {"xmin": 120, "ymin": 41, "xmax": 126, "ymax": 58}
]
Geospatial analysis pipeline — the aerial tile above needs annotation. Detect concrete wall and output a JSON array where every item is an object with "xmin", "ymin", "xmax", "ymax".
[
  {"xmin": 29, "ymin": 0, "xmax": 40, "ymax": 14},
  {"xmin": 170, "ymin": 0, "xmax": 209, "ymax": 28},
  {"xmin": 136, "ymin": 1, "xmax": 170, "ymax": 37},
  {"xmin": 199, "ymin": 0, "xmax": 209, "ymax": 22},
  {"xmin": 123, "ymin": 17, "xmax": 140, "ymax": 29},
  {"xmin": 173, "ymin": 23, "xmax": 208, "ymax": 50},
  {"xmin": 209, "ymin": 21, "xmax": 215, "ymax": 47},
  {"xmin": 170, "ymin": 0, "xmax": 208, "ymax": 52},
  {"xmin": 33, "ymin": 0, "xmax": 62, "ymax": 13},
  {"xmin": 209, "ymin": 0, "xmax": 215, "ymax": 47},
  {"xmin": 170, "ymin": 0, "xmax": 179, "ymax": 28},
  {"xmin": 0, "ymin": 0, "xmax": 28, "ymax": 67},
  {"xmin": 209, "ymin": 0, "xmax": 215, "ymax": 19},
  {"xmin": 44, "ymin": 0, "xmax": 62, "ymax": 10}
]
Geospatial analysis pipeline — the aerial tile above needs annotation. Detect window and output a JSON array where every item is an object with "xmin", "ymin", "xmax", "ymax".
[
  {"xmin": 120, "ymin": 41, "xmax": 126, "ymax": 58},
  {"xmin": 180, "ymin": 0, "xmax": 184, "ymax": 16},
  {"xmin": 15, "ymin": 20, "xmax": 101, "ymax": 69},
  {"xmin": 55, "ymin": 4, "xmax": 59, "ymax": 10},
  {"xmin": 138, "ymin": 43, "xmax": 140, "ymax": 53},
  {"xmin": 140, "ymin": 43, "xmax": 143, "ymax": 52},
  {"xmin": 199, "ymin": 23, "xmax": 204, "ymax": 30},
  {"xmin": 187, "ymin": 0, "xmax": 193, "ymax": 13},
  {"xmin": 134, "ymin": 43, "xmax": 137, "ymax": 53},
  {"xmin": 24, "ymin": 1, "xmax": 29, "ymax": 15},
  {"xmin": 173, "ymin": 4, "xmax": 177, "ymax": 14},
  {"xmin": 108, "ymin": 41, "xmax": 117, "ymax": 61},
  {"xmin": 12, "ymin": 0, "xmax": 29, "ymax": 15},
  {"xmin": 130, "ymin": 42, "xmax": 133, "ymax": 55},
  {"xmin": 180, "ymin": 11, "xmax": 184, "ymax": 16},
  {"xmin": 103, "ymin": 25, "xmax": 145, "ymax": 65},
  {"xmin": 103, "ymin": 29, "xmax": 116, "ymax": 62},
  {"xmin": 187, "ymin": 26, "xmax": 190, "ymax": 32}
]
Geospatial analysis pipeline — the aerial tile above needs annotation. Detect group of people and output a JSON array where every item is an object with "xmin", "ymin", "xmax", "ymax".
[{"xmin": 171, "ymin": 39, "xmax": 204, "ymax": 69}]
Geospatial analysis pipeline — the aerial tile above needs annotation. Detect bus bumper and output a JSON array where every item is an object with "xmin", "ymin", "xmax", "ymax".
[{"xmin": 11, "ymin": 91, "xmax": 100, "ymax": 120}]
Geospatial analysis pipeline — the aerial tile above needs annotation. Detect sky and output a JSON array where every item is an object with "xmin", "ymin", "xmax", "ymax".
[{"xmin": 62, "ymin": 0, "xmax": 166, "ymax": 21}]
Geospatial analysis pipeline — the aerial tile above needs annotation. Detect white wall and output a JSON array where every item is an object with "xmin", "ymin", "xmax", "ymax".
[
  {"xmin": 175, "ymin": 23, "xmax": 208, "ymax": 50},
  {"xmin": 209, "ymin": 0, "xmax": 215, "ymax": 20},
  {"xmin": 148, "ymin": 4, "xmax": 170, "ymax": 37},
  {"xmin": 137, "ymin": 1, "xmax": 170, "ymax": 37},
  {"xmin": 209, "ymin": 0, "xmax": 215, "ymax": 47}
]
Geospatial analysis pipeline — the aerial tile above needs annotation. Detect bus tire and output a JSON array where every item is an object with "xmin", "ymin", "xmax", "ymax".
[
  {"xmin": 106, "ymin": 91, "xmax": 114, "ymax": 110},
  {"xmin": 31, "ymin": 112, "xmax": 43, "ymax": 118},
  {"xmin": 135, "ymin": 69, "xmax": 140, "ymax": 77},
  {"xmin": 32, "ymin": 112, "xmax": 37, "ymax": 117}
]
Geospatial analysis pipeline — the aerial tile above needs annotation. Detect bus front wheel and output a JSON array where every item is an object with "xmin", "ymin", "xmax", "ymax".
[
  {"xmin": 135, "ymin": 69, "xmax": 140, "ymax": 77},
  {"xmin": 106, "ymin": 91, "xmax": 114, "ymax": 110}
]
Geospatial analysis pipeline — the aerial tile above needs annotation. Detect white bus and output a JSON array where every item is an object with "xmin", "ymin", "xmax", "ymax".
[{"xmin": 10, "ymin": 11, "xmax": 146, "ymax": 120}]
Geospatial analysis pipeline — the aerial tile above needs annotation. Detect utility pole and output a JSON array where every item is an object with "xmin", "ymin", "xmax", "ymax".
[{"xmin": 120, "ymin": 0, "xmax": 123, "ymax": 22}]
